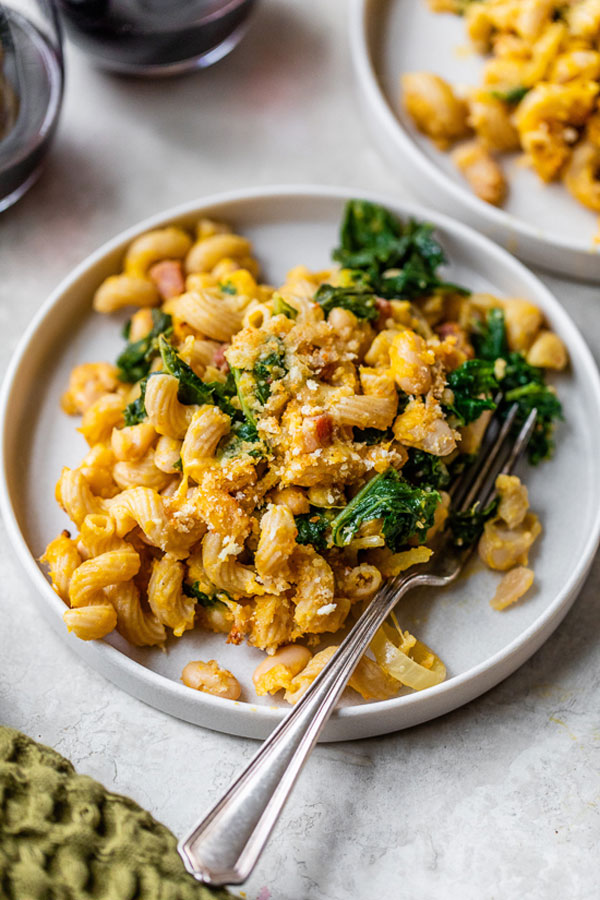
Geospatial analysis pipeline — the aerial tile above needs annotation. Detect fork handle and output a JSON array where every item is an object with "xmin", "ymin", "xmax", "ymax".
[{"xmin": 178, "ymin": 573, "xmax": 416, "ymax": 887}]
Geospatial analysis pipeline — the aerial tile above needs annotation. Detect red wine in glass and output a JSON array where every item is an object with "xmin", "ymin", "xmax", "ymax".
[
  {"xmin": 57, "ymin": 0, "xmax": 257, "ymax": 76},
  {"xmin": 0, "ymin": 4, "xmax": 64, "ymax": 211}
]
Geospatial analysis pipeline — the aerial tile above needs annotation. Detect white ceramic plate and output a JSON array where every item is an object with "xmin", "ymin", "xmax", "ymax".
[
  {"xmin": 2, "ymin": 185, "xmax": 599, "ymax": 742},
  {"xmin": 350, "ymin": 0, "xmax": 600, "ymax": 281}
]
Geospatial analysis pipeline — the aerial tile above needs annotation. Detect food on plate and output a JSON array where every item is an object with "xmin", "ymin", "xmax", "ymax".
[
  {"xmin": 403, "ymin": 0, "xmax": 600, "ymax": 210},
  {"xmin": 402, "ymin": 71, "xmax": 470, "ymax": 148},
  {"xmin": 41, "ymin": 200, "xmax": 565, "ymax": 704},
  {"xmin": 452, "ymin": 140, "xmax": 508, "ymax": 206},
  {"xmin": 478, "ymin": 473, "xmax": 542, "ymax": 570},
  {"xmin": 181, "ymin": 659, "xmax": 241, "ymax": 700},
  {"xmin": 491, "ymin": 566, "xmax": 535, "ymax": 610}
]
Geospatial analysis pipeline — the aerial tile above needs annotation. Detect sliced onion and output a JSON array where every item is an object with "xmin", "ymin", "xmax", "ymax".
[
  {"xmin": 370, "ymin": 545, "xmax": 433, "ymax": 577},
  {"xmin": 370, "ymin": 623, "xmax": 446, "ymax": 691},
  {"xmin": 491, "ymin": 566, "xmax": 534, "ymax": 610}
]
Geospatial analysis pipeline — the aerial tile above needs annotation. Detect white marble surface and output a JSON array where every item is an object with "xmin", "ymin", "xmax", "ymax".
[{"xmin": 1, "ymin": 2, "xmax": 599, "ymax": 898}]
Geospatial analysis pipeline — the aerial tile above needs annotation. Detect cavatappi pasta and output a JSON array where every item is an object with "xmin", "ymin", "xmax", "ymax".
[
  {"xmin": 42, "ymin": 200, "xmax": 565, "ymax": 704},
  {"xmin": 403, "ymin": 0, "xmax": 600, "ymax": 212}
]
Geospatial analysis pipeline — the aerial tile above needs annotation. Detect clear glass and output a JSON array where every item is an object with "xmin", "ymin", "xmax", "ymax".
[
  {"xmin": 0, "ymin": 0, "xmax": 64, "ymax": 212},
  {"xmin": 56, "ymin": 0, "xmax": 257, "ymax": 77}
]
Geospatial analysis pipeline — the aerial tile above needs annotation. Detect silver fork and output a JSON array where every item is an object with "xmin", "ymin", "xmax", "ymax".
[{"xmin": 178, "ymin": 405, "xmax": 538, "ymax": 887}]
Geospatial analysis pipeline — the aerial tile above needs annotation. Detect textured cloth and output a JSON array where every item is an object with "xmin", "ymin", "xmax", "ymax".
[{"xmin": 0, "ymin": 727, "xmax": 233, "ymax": 900}]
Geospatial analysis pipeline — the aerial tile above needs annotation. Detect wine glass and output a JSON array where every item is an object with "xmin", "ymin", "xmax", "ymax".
[
  {"xmin": 0, "ymin": 0, "xmax": 64, "ymax": 212},
  {"xmin": 56, "ymin": 0, "xmax": 257, "ymax": 77}
]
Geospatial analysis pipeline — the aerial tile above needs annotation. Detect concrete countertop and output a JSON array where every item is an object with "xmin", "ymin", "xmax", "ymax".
[{"xmin": 1, "ymin": 2, "xmax": 598, "ymax": 898}]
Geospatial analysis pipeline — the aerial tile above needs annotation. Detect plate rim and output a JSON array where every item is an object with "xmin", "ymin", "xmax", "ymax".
[
  {"xmin": 349, "ymin": 0, "xmax": 600, "ymax": 264},
  {"xmin": 2, "ymin": 182, "xmax": 600, "ymax": 740}
]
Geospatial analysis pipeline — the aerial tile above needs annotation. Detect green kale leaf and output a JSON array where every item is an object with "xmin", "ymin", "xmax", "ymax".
[
  {"xmin": 253, "ymin": 348, "xmax": 287, "ymax": 404},
  {"xmin": 182, "ymin": 582, "xmax": 231, "ymax": 607},
  {"xmin": 353, "ymin": 425, "xmax": 395, "ymax": 445},
  {"xmin": 448, "ymin": 497, "xmax": 499, "ymax": 546},
  {"xmin": 472, "ymin": 310, "xmax": 563, "ymax": 464},
  {"xmin": 231, "ymin": 366, "xmax": 257, "ymax": 427},
  {"xmin": 234, "ymin": 418, "xmax": 261, "ymax": 444},
  {"xmin": 219, "ymin": 418, "xmax": 265, "ymax": 460},
  {"xmin": 231, "ymin": 339, "xmax": 287, "ymax": 427},
  {"xmin": 472, "ymin": 307, "xmax": 508, "ymax": 361},
  {"xmin": 502, "ymin": 354, "xmax": 563, "ymax": 464},
  {"xmin": 272, "ymin": 295, "xmax": 298, "ymax": 319},
  {"xmin": 159, "ymin": 335, "xmax": 236, "ymax": 416},
  {"xmin": 314, "ymin": 283, "xmax": 379, "ymax": 321},
  {"xmin": 332, "ymin": 200, "xmax": 468, "ymax": 300},
  {"xmin": 446, "ymin": 358, "xmax": 499, "ymax": 426},
  {"xmin": 295, "ymin": 509, "xmax": 332, "ymax": 551},
  {"xmin": 490, "ymin": 86, "xmax": 530, "ymax": 104},
  {"xmin": 123, "ymin": 377, "xmax": 150, "ymax": 426},
  {"xmin": 116, "ymin": 309, "xmax": 172, "ymax": 383},
  {"xmin": 402, "ymin": 449, "xmax": 451, "ymax": 490},
  {"xmin": 330, "ymin": 468, "xmax": 440, "ymax": 552}
]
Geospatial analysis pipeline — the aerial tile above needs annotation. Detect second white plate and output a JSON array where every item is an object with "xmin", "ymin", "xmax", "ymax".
[
  {"xmin": 350, "ymin": 0, "xmax": 600, "ymax": 281},
  {"xmin": 2, "ymin": 185, "xmax": 600, "ymax": 741}
]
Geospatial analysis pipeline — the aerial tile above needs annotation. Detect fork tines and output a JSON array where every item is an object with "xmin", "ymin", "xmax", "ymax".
[{"xmin": 451, "ymin": 404, "xmax": 538, "ymax": 516}]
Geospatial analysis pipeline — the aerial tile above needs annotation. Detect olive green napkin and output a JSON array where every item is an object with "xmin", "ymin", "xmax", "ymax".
[{"xmin": 0, "ymin": 726, "xmax": 233, "ymax": 900}]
